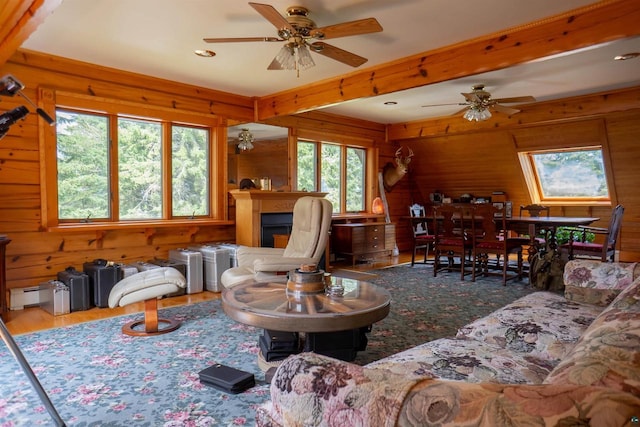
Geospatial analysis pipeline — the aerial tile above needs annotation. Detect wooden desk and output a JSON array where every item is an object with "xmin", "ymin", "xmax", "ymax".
[{"xmin": 331, "ymin": 222, "xmax": 395, "ymax": 267}]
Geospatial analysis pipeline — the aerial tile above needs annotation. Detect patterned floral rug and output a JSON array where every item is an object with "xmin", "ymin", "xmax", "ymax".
[{"xmin": 0, "ymin": 264, "xmax": 535, "ymax": 426}]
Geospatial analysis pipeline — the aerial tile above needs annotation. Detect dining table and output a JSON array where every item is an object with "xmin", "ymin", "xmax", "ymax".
[
  {"xmin": 505, "ymin": 215, "xmax": 600, "ymax": 287},
  {"xmin": 403, "ymin": 211, "xmax": 600, "ymax": 287}
]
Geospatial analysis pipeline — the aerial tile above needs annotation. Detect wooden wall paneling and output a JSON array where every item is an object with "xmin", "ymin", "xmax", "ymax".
[
  {"xmin": 235, "ymin": 138, "xmax": 289, "ymax": 190},
  {"xmin": 603, "ymin": 111, "xmax": 640, "ymax": 260},
  {"xmin": 8, "ymin": 51, "xmax": 255, "ymax": 120}
]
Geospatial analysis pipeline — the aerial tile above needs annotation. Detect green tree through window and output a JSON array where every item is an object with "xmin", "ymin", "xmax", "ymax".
[
  {"xmin": 297, "ymin": 140, "xmax": 366, "ymax": 213},
  {"xmin": 55, "ymin": 108, "xmax": 212, "ymax": 222},
  {"xmin": 56, "ymin": 110, "xmax": 110, "ymax": 220},
  {"xmin": 532, "ymin": 149, "xmax": 609, "ymax": 198}
]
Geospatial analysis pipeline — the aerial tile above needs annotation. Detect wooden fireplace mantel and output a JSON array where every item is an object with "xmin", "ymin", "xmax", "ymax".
[{"xmin": 230, "ymin": 190, "xmax": 327, "ymax": 247}]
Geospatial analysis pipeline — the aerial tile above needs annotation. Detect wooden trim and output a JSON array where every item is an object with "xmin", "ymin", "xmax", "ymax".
[
  {"xmin": 256, "ymin": 0, "xmax": 640, "ymax": 120},
  {"xmin": 0, "ymin": 0, "xmax": 62, "ymax": 67}
]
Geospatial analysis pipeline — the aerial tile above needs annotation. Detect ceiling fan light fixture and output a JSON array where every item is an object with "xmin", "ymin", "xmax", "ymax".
[
  {"xmin": 463, "ymin": 106, "xmax": 492, "ymax": 122},
  {"xmin": 296, "ymin": 44, "xmax": 315, "ymax": 70},
  {"xmin": 237, "ymin": 128, "xmax": 255, "ymax": 151}
]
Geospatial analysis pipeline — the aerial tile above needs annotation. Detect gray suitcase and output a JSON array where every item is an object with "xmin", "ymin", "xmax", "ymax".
[
  {"xmin": 39, "ymin": 280, "xmax": 70, "ymax": 316},
  {"xmin": 188, "ymin": 244, "xmax": 230, "ymax": 292},
  {"xmin": 149, "ymin": 259, "xmax": 187, "ymax": 297},
  {"xmin": 216, "ymin": 243, "xmax": 240, "ymax": 268},
  {"xmin": 168, "ymin": 249, "xmax": 203, "ymax": 294},
  {"xmin": 131, "ymin": 261, "xmax": 161, "ymax": 272},
  {"xmin": 118, "ymin": 263, "xmax": 140, "ymax": 280}
]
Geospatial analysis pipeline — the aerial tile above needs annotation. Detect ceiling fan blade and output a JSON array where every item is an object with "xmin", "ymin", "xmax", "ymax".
[
  {"xmin": 203, "ymin": 36, "xmax": 282, "ymax": 43},
  {"xmin": 249, "ymin": 2, "xmax": 294, "ymax": 33},
  {"xmin": 310, "ymin": 42, "xmax": 367, "ymax": 67},
  {"xmin": 492, "ymin": 96, "xmax": 536, "ymax": 104},
  {"xmin": 310, "ymin": 18, "xmax": 383, "ymax": 40},
  {"xmin": 461, "ymin": 92, "xmax": 481, "ymax": 103},
  {"xmin": 493, "ymin": 104, "xmax": 521, "ymax": 115}
]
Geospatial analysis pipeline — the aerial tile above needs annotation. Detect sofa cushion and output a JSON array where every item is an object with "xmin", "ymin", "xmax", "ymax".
[
  {"xmin": 544, "ymin": 276, "xmax": 640, "ymax": 395},
  {"xmin": 366, "ymin": 336, "xmax": 555, "ymax": 385},
  {"xmin": 563, "ymin": 260, "xmax": 639, "ymax": 306},
  {"xmin": 455, "ymin": 291, "xmax": 602, "ymax": 363},
  {"xmin": 257, "ymin": 354, "xmax": 640, "ymax": 427}
]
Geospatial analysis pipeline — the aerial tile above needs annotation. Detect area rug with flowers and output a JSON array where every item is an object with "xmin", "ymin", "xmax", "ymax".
[{"xmin": 0, "ymin": 264, "xmax": 535, "ymax": 426}]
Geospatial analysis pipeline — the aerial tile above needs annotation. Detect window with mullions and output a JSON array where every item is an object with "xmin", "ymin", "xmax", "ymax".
[
  {"xmin": 519, "ymin": 147, "xmax": 610, "ymax": 203},
  {"xmin": 55, "ymin": 109, "xmax": 210, "ymax": 222},
  {"xmin": 296, "ymin": 140, "xmax": 366, "ymax": 213}
]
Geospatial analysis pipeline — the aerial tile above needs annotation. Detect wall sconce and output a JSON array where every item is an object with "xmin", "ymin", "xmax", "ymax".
[{"xmin": 237, "ymin": 128, "xmax": 254, "ymax": 151}]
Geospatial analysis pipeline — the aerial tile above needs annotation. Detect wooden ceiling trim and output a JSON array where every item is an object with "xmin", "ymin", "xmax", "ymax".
[
  {"xmin": 0, "ymin": 0, "xmax": 62, "ymax": 67},
  {"xmin": 387, "ymin": 85, "xmax": 640, "ymax": 140},
  {"xmin": 255, "ymin": 0, "xmax": 640, "ymax": 121}
]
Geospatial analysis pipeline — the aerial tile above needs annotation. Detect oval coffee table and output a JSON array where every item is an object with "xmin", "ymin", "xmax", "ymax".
[{"xmin": 221, "ymin": 276, "xmax": 391, "ymax": 333}]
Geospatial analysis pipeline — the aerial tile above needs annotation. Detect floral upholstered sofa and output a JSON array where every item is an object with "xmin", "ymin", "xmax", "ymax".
[{"xmin": 256, "ymin": 260, "xmax": 640, "ymax": 426}]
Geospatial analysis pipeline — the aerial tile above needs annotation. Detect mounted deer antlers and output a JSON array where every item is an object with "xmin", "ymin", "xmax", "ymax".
[{"xmin": 382, "ymin": 146, "xmax": 413, "ymax": 191}]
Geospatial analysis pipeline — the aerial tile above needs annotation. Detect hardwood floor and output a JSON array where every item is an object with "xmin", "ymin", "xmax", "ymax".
[{"xmin": 3, "ymin": 253, "xmax": 413, "ymax": 335}]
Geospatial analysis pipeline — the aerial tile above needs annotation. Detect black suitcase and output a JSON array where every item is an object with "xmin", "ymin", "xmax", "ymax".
[
  {"xmin": 83, "ymin": 259, "xmax": 121, "ymax": 308},
  {"xmin": 198, "ymin": 364, "xmax": 255, "ymax": 394},
  {"xmin": 57, "ymin": 266, "xmax": 92, "ymax": 312}
]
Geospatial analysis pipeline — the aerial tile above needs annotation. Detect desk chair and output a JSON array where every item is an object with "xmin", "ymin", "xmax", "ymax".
[
  {"xmin": 408, "ymin": 203, "xmax": 435, "ymax": 266},
  {"xmin": 563, "ymin": 204, "xmax": 624, "ymax": 262}
]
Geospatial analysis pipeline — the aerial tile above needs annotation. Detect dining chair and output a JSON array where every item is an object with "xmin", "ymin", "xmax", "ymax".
[
  {"xmin": 432, "ymin": 204, "xmax": 473, "ymax": 279},
  {"xmin": 563, "ymin": 204, "xmax": 624, "ymax": 262},
  {"xmin": 518, "ymin": 204, "xmax": 551, "ymax": 246},
  {"xmin": 408, "ymin": 203, "xmax": 435, "ymax": 266},
  {"xmin": 470, "ymin": 204, "xmax": 524, "ymax": 285}
]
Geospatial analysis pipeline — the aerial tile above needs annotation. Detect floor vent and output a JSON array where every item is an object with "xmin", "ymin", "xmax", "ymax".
[{"xmin": 10, "ymin": 286, "xmax": 41, "ymax": 310}]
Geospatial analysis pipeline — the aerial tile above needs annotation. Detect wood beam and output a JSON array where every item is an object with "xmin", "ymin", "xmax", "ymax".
[
  {"xmin": 387, "ymin": 86, "xmax": 640, "ymax": 140},
  {"xmin": 0, "ymin": 0, "xmax": 62, "ymax": 67},
  {"xmin": 256, "ymin": 0, "xmax": 640, "ymax": 121}
]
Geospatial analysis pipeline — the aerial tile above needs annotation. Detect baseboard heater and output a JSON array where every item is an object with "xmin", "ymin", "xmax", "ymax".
[{"xmin": 10, "ymin": 285, "xmax": 41, "ymax": 310}]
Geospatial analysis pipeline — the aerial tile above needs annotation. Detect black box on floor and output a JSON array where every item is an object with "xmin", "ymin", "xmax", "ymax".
[
  {"xmin": 304, "ymin": 327, "xmax": 370, "ymax": 361},
  {"xmin": 259, "ymin": 336, "xmax": 299, "ymax": 362},
  {"xmin": 198, "ymin": 364, "xmax": 255, "ymax": 394},
  {"xmin": 262, "ymin": 329, "xmax": 299, "ymax": 352}
]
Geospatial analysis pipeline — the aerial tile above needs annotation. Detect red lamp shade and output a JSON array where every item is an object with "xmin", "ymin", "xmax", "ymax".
[{"xmin": 372, "ymin": 197, "xmax": 385, "ymax": 214}]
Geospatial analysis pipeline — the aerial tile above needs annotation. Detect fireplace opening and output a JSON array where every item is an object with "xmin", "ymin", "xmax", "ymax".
[{"xmin": 261, "ymin": 213, "xmax": 293, "ymax": 247}]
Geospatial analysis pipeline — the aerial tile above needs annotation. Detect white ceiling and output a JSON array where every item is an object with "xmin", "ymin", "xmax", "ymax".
[{"xmin": 21, "ymin": 0, "xmax": 640, "ymax": 127}]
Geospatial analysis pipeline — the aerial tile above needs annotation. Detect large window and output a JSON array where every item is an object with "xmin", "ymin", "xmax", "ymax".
[
  {"xmin": 519, "ymin": 147, "xmax": 611, "ymax": 204},
  {"xmin": 55, "ymin": 108, "xmax": 211, "ymax": 223},
  {"xmin": 297, "ymin": 140, "xmax": 366, "ymax": 213}
]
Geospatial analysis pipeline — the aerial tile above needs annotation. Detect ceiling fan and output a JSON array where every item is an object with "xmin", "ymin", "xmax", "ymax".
[
  {"xmin": 421, "ymin": 84, "xmax": 536, "ymax": 121},
  {"xmin": 203, "ymin": 2, "xmax": 383, "ymax": 72}
]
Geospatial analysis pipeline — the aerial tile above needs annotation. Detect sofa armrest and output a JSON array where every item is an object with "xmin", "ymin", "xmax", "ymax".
[{"xmin": 257, "ymin": 353, "xmax": 640, "ymax": 427}]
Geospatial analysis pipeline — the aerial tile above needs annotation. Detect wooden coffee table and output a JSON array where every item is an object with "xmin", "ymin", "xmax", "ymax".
[{"xmin": 221, "ymin": 276, "xmax": 391, "ymax": 333}]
